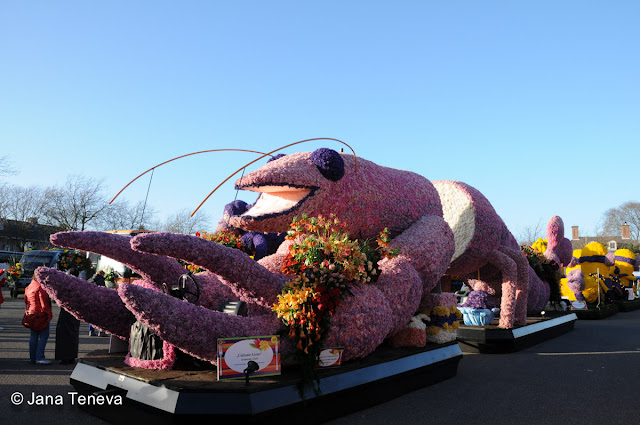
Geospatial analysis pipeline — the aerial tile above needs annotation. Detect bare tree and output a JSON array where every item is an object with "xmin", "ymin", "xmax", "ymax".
[
  {"xmin": 97, "ymin": 200, "xmax": 157, "ymax": 231},
  {"xmin": 0, "ymin": 154, "xmax": 17, "ymax": 178},
  {"xmin": 1, "ymin": 185, "xmax": 48, "ymax": 222},
  {"xmin": 601, "ymin": 201, "xmax": 640, "ymax": 241},
  {"xmin": 0, "ymin": 184, "xmax": 55, "ymax": 251},
  {"xmin": 0, "ymin": 183, "xmax": 9, "ymax": 220},
  {"xmin": 160, "ymin": 209, "xmax": 211, "ymax": 235},
  {"xmin": 516, "ymin": 218, "xmax": 545, "ymax": 246},
  {"xmin": 43, "ymin": 175, "xmax": 110, "ymax": 231}
]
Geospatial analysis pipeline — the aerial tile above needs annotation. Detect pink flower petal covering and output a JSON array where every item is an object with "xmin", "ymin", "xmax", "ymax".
[{"xmin": 38, "ymin": 148, "xmax": 572, "ymax": 368}]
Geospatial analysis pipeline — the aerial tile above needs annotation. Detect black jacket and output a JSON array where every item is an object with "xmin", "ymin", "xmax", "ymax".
[{"xmin": 88, "ymin": 273, "xmax": 106, "ymax": 287}]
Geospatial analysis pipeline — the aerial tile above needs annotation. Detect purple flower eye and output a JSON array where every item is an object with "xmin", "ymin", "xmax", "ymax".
[
  {"xmin": 224, "ymin": 200, "xmax": 249, "ymax": 216},
  {"xmin": 310, "ymin": 148, "xmax": 344, "ymax": 182}
]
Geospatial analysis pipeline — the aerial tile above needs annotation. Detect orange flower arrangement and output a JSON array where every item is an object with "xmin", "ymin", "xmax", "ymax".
[{"xmin": 272, "ymin": 214, "xmax": 398, "ymax": 386}]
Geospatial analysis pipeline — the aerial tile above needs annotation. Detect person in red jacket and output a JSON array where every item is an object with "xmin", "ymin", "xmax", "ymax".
[{"xmin": 25, "ymin": 279, "xmax": 53, "ymax": 364}]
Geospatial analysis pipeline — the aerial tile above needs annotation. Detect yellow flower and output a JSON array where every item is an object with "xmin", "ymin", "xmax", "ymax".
[
  {"xmin": 426, "ymin": 326, "xmax": 441, "ymax": 335},
  {"xmin": 433, "ymin": 306, "xmax": 450, "ymax": 316}
]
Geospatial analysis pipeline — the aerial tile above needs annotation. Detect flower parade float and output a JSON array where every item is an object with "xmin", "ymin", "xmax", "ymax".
[
  {"xmin": 560, "ymin": 243, "xmax": 639, "ymax": 317},
  {"xmin": 33, "ymin": 144, "xmax": 574, "ymax": 422},
  {"xmin": 610, "ymin": 248, "xmax": 640, "ymax": 311},
  {"xmin": 455, "ymin": 215, "xmax": 578, "ymax": 353}
]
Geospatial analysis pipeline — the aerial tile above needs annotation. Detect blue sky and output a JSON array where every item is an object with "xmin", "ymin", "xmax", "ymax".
[{"xmin": 1, "ymin": 1, "xmax": 638, "ymax": 239}]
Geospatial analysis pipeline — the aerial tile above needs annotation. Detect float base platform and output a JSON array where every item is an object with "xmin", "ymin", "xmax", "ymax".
[
  {"xmin": 70, "ymin": 342, "xmax": 462, "ymax": 424},
  {"xmin": 456, "ymin": 312, "xmax": 577, "ymax": 353},
  {"xmin": 616, "ymin": 299, "xmax": 640, "ymax": 312},
  {"xmin": 573, "ymin": 303, "xmax": 618, "ymax": 319}
]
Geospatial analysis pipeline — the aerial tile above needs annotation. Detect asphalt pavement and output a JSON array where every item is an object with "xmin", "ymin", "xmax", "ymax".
[
  {"xmin": 0, "ymin": 287, "xmax": 110, "ymax": 424},
  {"xmin": 1, "ymin": 285, "xmax": 640, "ymax": 425}
]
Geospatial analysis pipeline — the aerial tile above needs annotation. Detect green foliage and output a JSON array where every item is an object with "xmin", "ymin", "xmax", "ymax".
[
  {"xmin": 521, "ymin": 245, "xmax": 562, "ymax": 302},
  {"xmin": 620, "ymin": 243, "xmax": 640, "ymax": 255},
  {"xmin": 103, "ymin": 268, "xmax": 121, "ymax": 282}
]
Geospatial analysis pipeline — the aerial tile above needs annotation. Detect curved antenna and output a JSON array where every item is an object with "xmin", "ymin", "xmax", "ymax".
[
  {"xmin": 191, "ymin": 138, "xmax": 357, "ymax": 216},
  {"xmin": 110, "ymin": 149, "xmax": 274, "ymax": 204}
]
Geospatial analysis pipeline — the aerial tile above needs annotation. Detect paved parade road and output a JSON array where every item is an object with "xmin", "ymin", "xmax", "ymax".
[
  {"xmin": 2, "ymin": 286, "xmax": 640, "ymax": 425},
  {"xmin": 0, "ymin": 288, "xmax": 110, "ymax": 424}
]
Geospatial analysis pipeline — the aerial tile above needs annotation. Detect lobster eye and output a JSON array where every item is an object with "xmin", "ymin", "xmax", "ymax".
[
  {"xmin": 310, "ymin": 148, "xmax": 344, "ymax": 182},
  {"xmin": 225, "ymin": 200, "xmax": 250, "ymax": 216}
]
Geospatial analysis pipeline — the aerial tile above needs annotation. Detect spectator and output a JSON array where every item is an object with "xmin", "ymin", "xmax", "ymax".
[
  {"xmin": 88, "ymin": 270, "xmax": 106, "ymax": 287},
  {"xmin": 0, "ymin": 268, "xmax": 6, "ymax": 308},
  {"xmin": 55, "ymin": 268, "xmax": 81, "ymax": 364},
  {"xmin": 0, "ymin": 268, "xmax": 6, "ymax": 331},
  {"xmin": 88, "ymin": 270, "xmax": 106, "ymax": 336},
  {"xmin": 25, "ymin": 278, "xmax": 53, "ymax": 365}
]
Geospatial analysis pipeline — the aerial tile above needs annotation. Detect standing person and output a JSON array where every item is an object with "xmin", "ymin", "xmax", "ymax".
[
  {"xmin": 0, "ymin": 268, "xmax": 6, "ymax": 308},
  {"xmin": 87, "ymin": 270, "xmax": 105, "ymax": 336},
  {"xmin": 88, "ymin": 270, "xmax": 106, "ymax": 286},
  {"xmin": 55, "ymin": 268, "xmax": 81, "ymax": 364},
  {"xmin": 0, "ymin": 269, "xmax": 6, "ymax": 331},
  {"xmin": 25, "ymin": 278, "xmax": 53, "ymax": 365}
]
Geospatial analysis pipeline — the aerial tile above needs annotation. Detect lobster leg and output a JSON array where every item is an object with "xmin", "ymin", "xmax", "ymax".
[
  {"xmin": 36, "ymin": 267, "xmax": 132, "ymax": 339},
  {"xmin": 498, "ymin": 246, "xmax": 529, "ymax": 325},
  {"xmin": 51, "ymin": 231, "xmax": 186, "ymax": 288},
  {"xmin": 389, "ymin": 215, "xmax": 455, "ymax": 294},
  {"xmin": 486, "ymin": 249, "xmax": 518, "ymax": 328},
  {"xmin": 50, "ymin": 230, "xmax": 243, "ymax": 313},
  {"xmin": 131, "ymin": 232, "xmax": 288, "ymax": 309},
  {"xmin": 118, "ymin": 282, "xmax": 283, "ymax": 362}
]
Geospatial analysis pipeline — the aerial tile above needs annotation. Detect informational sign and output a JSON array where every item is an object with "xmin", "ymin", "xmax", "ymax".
[
  {"xmin": 627, "ymin": 288, "xmax": 635, "ymax": 301},
  {"xmin": 217, "ymin": 336, "xmax": 280, "ymax": 381},
  {"xmin": 570, "ymin": 301, "xmax": 588, "ymax": 310},
  {"xmin": 318, "ymin": 348, "xmax": 344, "ymax": 368}
]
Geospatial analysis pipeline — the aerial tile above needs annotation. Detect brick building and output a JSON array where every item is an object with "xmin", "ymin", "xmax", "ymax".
[
  {"xmin": 0, "ymin": 218, "xmax": 61, "ymax": 252},
  {"xmin": 570, "ymin": 224, "xmax": 635, "ymax": 252}
]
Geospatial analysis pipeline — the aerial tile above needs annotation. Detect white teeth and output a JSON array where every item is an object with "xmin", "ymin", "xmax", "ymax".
[{"xmin": 242, "ymin": 186, "xmax": 311, "ymax": 216}]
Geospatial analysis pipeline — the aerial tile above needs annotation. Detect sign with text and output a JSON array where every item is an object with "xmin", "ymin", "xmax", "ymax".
[
  {"xmin": 627, "ymin": 288, "xmax": 635, "ymax": 301},
  {"xmin": 217, "ymin": 336, "xmax": 280, "ymax": 381},
  {"xmin": 570, "ymin": 301, "xmax": 588, "ymax": 310},
  {"xmin": 318, "ymin": 348, "xmax": 344, "ymax": 368}
]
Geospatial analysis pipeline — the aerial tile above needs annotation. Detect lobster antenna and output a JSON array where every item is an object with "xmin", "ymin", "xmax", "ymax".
[
  {"xmin": 191, "ymin": 138, "xmax": 357, "ymax": 216},
  {"xmin": 138, "ymin": 168, "xmax": 154, "ymax": 229},
  {"xmin": 109, "ymin": 149, "xmax": 274, "ymax": 204},
  {"xmin": 224, "ymin": 167, "xmax": 246, "ymax": 229}
]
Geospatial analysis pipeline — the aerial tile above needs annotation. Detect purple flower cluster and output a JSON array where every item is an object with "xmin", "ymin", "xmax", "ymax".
[
  {"xmin": 460, "ymin": 291, "xmax": 496, "ymax": 309},
  {"xmin": 310, "ymin": 148, "xmax": 345, "ymax": 181}
]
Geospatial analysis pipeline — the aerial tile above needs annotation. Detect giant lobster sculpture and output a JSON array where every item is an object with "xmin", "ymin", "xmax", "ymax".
[{"xmin": 35, "ymin": 147, "xmax": 572, "ymax": 367}]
